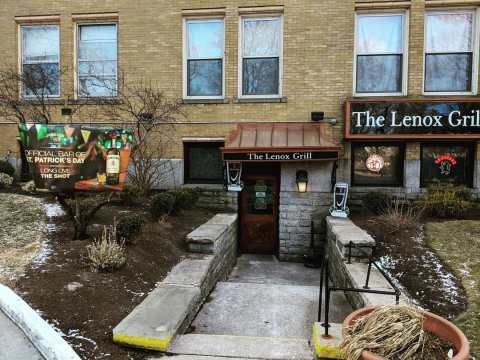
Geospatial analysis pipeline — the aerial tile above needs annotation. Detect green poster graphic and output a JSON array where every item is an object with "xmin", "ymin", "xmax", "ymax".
[{"xmin": 18, "ymin": 124, "xmax": 134, "ymax": 192}]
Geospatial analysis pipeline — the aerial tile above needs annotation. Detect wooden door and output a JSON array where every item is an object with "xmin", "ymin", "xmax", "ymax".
[{"xmin": 240, "ymin": 174, "xmax": 278, "ymax": 254}]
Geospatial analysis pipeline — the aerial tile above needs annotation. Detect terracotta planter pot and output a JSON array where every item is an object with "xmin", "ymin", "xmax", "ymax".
[{"xmin": 342, "ymin": 305, "xmax": 470, "ymax": 360}]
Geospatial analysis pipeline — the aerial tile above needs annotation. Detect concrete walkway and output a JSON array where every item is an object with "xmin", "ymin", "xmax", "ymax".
[
  {"xmin": 166, "ymin": 255, "xmax": 352, "ymax": 359},
  {"xmin": 0, "ymin": 310, "xmax": 44, "ymax": 360}
]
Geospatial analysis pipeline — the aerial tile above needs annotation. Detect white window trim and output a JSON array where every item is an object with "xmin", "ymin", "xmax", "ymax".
[
  {"xmin": 19, "ymin": 23, "xmax": 61, "ymax": 99},
  {"xmin": 75, "ymin": 21, "xmax": 118, "ymax": 99},
  {"xmin": 353, "ymin": 11, "xmax": 409, "ymax": 97},
  {"xmin": 238, "ymin": 14, "xmax": 284, "ymax": 99},
  {"xmin": 422, "ymin": 8, "xmax": 479, "ymax": 96},
  {"xmin": 183, "ymin": 17, "xmax": 225, "ymax": 100}
]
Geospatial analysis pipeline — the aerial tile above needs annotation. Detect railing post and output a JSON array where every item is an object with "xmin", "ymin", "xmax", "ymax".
[
  {"xmin": 323, "ymin": 258, "xmax": 331, "ymax": 337},
  {"xmin": 318, "ymin": 254, "xmax": 324, "ymax": 322},
  {"xmin": 347, "ymin": 241, "xmax": 352, "ymax": 264},
  {"xmin": 364, "ymin": 260, "xmax": 372, "ymax": 289}
]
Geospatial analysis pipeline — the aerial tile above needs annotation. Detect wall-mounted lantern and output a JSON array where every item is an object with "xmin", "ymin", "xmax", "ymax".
[{"xmin": 296, "ymin": 170, "xmax": 308, "ymax": 193}]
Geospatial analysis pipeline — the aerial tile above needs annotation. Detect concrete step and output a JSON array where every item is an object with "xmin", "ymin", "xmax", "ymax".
[{"xmin": 167, "ymin": 334, "xmax": 314, "ymax": 360}]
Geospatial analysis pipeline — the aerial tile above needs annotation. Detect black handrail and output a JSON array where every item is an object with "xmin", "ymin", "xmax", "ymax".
[{"xmin": 318, "ymin": 240, "xmax": 401, "ymax": 337}]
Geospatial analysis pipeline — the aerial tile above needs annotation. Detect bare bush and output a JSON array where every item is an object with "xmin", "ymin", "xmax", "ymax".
[
  {"xmin": 87, "ymin": 224, "xmax": 126, "ymax": 272},
  {"xmin": 378, "ymin": 200, "xmax": 423, "ymax": 231},
  {"xmin": 97, "ymin": 74, "xmax": 185, "ymax": 195}
]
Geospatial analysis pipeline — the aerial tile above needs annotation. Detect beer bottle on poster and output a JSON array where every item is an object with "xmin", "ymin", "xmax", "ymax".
[{"xmin": 106, "ymin": 138, "xmax": 120, "ymax": 185}]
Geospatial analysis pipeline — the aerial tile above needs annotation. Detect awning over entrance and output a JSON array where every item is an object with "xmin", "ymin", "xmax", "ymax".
[{"xmin": 222, "ymin": 122, "xmax": 340, "ymax": 162}]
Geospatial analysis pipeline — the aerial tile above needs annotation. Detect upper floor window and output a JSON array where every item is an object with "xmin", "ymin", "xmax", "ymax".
[
  {"xmin": 240, "ymin": 16, "xmax": 283, "ymax": 98},
  {"xmin": 184, "ymin": 18, "xmax": 224, "ymax": 99},
  {"xmin": 21, "ymin": 24, "xmax": 60, "ymax": 97},
  {"xmin": 77, "ymin": 23, "xmax": 117, "ymax": 97},
  {"xmin": 424, "ymin": 11, "xmax": 476, "ymax": 94},
  {"xmin": 355, "ymin": 13, "xmax": 407, "ymax": 96}
]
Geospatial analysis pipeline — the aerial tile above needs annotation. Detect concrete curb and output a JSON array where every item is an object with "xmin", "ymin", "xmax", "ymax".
[{"xmin": 0, "ymin": 284, "xmax": 81, "ymax": 360}]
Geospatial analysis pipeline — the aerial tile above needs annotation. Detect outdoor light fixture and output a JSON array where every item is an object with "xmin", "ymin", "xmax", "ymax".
[{"xmin": 296, "ymin": 170, "xmax": 308, "ymax": 193}]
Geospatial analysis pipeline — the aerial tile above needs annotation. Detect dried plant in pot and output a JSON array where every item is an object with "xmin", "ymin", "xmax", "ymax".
[{"xmin": 341, "ymin": 305, "xmax": 469, "ymax": 360}]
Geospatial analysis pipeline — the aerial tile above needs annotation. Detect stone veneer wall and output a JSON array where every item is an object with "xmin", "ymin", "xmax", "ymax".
[
  {"xmin": 196, "ymin": 188, "xmax": 239, "ymax": 212},
  {"xmin": 278, "ymin": 162, "xmax": 333, "ymax": 261}
]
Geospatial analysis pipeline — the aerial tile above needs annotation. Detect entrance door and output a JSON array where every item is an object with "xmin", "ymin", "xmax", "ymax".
[{"xmin": 240, "ymin": 174, "xmax": 278, "ymax": 254}]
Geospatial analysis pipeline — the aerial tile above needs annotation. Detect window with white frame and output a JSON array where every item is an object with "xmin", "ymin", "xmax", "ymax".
[
  {"xmin": 240, "ymin": 16, "xmax": 282, "ymax": 97},
  {"xmin": 77, "ymin": 23, "xmax": 117, "ymax": 97},
  {"xmin": 185, "ymin": 18, "xmax": 224, "ymax": 98},
  {"xmin": 21, "ymin": 24, "xmax": 60, "ymax": 97},
  {"xmin": 355, "ymin": 13, "xmax": 406, "ymax": 95},
  {"xmin": 424, "ymin": 11, "xmax": 476, "ymax": 93}
]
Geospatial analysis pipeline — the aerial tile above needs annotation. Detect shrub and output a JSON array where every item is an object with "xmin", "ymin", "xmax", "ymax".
[
  {"xmin": 0, "ymin": 160, "xmax": 15, "ymax": 177},
  {"xmin": 363, "ymin": 192, "xmax": 393, "ymax": 214},
  {"xmin": 87, "ymin": 225, "xmax": 126, "ymax": 272},
  {"xmin": 149, "ymin": 192, "xmax": 175, "ymax": 219},
  {"xmin": 416, "ymin": 183, "xmax": 473, "ymax": 218},
  {"xmin": 170, "ymin": 188, "xmax": 200, "ymax": 213},
  {"xmin": 379, "ymin": 200, "xmax": 422, "ymax": 231},
  {"xmin": 116, "ymin": 214, "xmax": 146, "ymax": 243},
  {"xmin": 21, "ymin": 180, "xmax": 36, "ymax": 193},
  {"xmin": 119, "ymin": 185, "xmax": 143, "ymax": 206},
  {"xmin": 0, "ymin": 173, "xmax": 14, "ymax": 188}
]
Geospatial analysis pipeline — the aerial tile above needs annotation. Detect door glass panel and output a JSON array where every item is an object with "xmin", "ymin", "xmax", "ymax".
[{"xmin": 246, "ymin": 179, "xmax": 273, "ymax": 214}]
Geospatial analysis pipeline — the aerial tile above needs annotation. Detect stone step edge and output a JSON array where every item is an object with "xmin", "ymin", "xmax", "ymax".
[{"xmin": 167, "ymin": 333, "xmax": 314, "ymax": 360}]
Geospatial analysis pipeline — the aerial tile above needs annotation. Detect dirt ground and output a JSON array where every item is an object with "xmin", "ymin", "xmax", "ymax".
[
  {"xmin": 8, "ymin": 195, "xmax": 214, "ymax": 360},
  {"xmin": 351, "ymin": 209, "xmax": 468, "ymax": 320}
]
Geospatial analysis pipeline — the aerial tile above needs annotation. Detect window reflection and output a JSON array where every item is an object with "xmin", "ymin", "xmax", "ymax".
[
  {"xmin": 355, "ymin": 14, "xmax": 405, "ymax": 94},
  {"xmin": 425, "ymin": 12, "xmax": 474, "ymax": 93}
]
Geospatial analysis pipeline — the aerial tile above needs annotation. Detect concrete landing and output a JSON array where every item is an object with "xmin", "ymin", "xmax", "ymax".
[
  {"xmin": 167, "ymin": 334, "xmax": 313, "ymax": 360},
  {"xmin": 0, "ymin": 310, "xmax": 44, "ymax": 360},
  {"xmin": 228, "ymin": 255, "xmax": 320, "ymax": 286},
  {"xmin": 191, "ymin": 255, "xmax": 352, "ymax": 339},
  {"xmin": 192, "ymin": 281, "xmax": 319, "ymax": 338}
]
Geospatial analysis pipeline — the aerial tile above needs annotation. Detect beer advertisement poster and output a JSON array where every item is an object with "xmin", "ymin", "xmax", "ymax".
[{"xmin": 18, "ymin": 124, "xmax": 134, "ymax": 192}]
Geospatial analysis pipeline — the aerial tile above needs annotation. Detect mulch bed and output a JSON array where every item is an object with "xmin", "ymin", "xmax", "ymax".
[
  {"xmin": 350, "ymin": 208, "xmax": 468, "ymax": 320},
  {"xmin": 14, "ymin": 200, "xmax": 214, "ymax": 360}
]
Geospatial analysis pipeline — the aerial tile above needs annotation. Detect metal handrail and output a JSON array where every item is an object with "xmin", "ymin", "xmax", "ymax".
[{"xmin": 318, "ymin": 240, "xmax": 401, "ymax": 337}]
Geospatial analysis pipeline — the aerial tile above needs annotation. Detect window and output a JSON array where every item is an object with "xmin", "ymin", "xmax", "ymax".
[
  {"xmin": 77, "ymin": 23, "xmax": 117, "ymax": 97},
  {"xmin": 184, "ymin": 19, "xmax": 224, "ymax": 98},
  {"xmin": 352, "ymin": 143, "xmax": 404, "ymax": 187},
  {"xmin": 424, "ymin": 11, "xmax": 476, "ymax": 94},
  {"xmin": 240, "ymin": 16, "xmax": 282, "ymax": 97},
  {"xmin": 184, "ymin": 142, "xmax": 224, "ymax": 183},
  {"xmin": 21, "ymin": 24, "xmax": 60, "ymax": 97},
  {"xmin": 355, "ymin": 13, "xmax": 407, "ymax": 95},
  {"xmin": 420, "ymin": 144, "xmax": 474, "ymax": 187}
]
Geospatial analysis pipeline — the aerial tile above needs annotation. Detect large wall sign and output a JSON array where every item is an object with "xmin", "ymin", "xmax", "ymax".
[
  {"xmin": 345, "ymin": 99, "xmax": 480, "ymax": 139},
  {"xmin": 18, "ymin": 124, "xmax": 134, "ymax": 192},
  {"xmin": 222, "ymin": 149, "xmax": 339, "ymax": 162}
]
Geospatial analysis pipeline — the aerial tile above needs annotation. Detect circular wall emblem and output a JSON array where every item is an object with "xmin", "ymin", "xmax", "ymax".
[{"xmin": 365, "ymin": 154, "xmax": 385, "ymax": 173}]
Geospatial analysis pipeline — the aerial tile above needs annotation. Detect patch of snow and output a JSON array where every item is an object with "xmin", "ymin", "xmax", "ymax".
[{"xmin": 43, "ymin": 202, "xmax": 66, "ymax": 218}]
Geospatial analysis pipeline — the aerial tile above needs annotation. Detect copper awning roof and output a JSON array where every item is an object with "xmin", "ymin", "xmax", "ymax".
[{"xmin": 222, "ymin": 122, "xmax": 340, "ymax": 162}]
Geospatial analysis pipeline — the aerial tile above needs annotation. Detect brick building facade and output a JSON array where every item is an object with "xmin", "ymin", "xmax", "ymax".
[{"xmin": 1, "ymin": 0, "xmax": 480, "ymax": 260}]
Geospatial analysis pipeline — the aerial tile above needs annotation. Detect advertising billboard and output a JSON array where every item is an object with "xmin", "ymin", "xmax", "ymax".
[{"xmin": 18, "ymin": 123, "xmax": 134, "ymax": 192}]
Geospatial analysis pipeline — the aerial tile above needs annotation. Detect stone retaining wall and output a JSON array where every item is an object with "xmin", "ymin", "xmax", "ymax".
[
  {"xmin": 326, "ymin": 216, "xmax": 404, "ymax": 309},
  {"xmin": 113, "ymin": 213, "xmax": 238, "ymax": 352}
]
